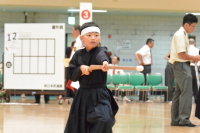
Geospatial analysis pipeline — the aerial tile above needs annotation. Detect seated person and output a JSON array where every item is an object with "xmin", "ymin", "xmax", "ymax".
[
  {"xmin": 107, "ymin": 56, "xmax": 124, "ymax": 75},
  {"xmin": 107, "ymin": 56, "xmax": 131, "ymax": 102}
]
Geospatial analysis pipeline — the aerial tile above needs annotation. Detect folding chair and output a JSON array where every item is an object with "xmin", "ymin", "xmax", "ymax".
[
  {"xmin": 148, "ymin": 73, "xmax": 168, "ymax": 102},
  {"xmin": 106, "ymin": 74, "xmax": 115, "ymax": 92},
  {"xmin": 112, "ymin": 74, "xmax": 128, "ymax": 101},
  {"xmin": 132, "ymin": 73, "xmax": 151, "ymax": 102}
]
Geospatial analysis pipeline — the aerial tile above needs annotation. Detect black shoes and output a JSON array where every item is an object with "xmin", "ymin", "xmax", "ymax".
[
  {"xmin": 171, "ymin": 123, "xmax": 196, "ymax": 127},
  {"xmin": 179, "ymin": 123, "xmax": 196, "ymax": 127}
]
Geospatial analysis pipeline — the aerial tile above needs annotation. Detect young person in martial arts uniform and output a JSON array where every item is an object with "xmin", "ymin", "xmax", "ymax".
[
  {"xmin": 64, "ymin": 22, "xmax": 118, "ymax": 133},
  {"xmin": 170, "ymin": 14, "xmax": 200, "ymax": 127}
]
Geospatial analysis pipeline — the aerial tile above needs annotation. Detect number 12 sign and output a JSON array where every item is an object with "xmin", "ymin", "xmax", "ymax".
[
  {"xmin": 80, "ymin": 3, "xmax": 92, "ymax": 26},
  {"xmin": 5, "ymin": 32, "xmax": 20, "ymax": 54}
]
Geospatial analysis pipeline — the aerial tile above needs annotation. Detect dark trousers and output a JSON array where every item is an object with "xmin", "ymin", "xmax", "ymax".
[
  {"xmin": 195, "ymin": 82, "xmax": 200, "ymax": 119},
  {"xmin": 191, "ymin": 66, "xmax": 198, "ymax": 101},
  {"xmin": 165, "ymin": 62, "xmax": 175, "ymax": 101},
  {"xmin": 35, "ymin": 94, "xmax": 49, "ymax": 103},
  {"xmin": 139, "ymin": 65, "xmax": 151, "ymax": 101}
]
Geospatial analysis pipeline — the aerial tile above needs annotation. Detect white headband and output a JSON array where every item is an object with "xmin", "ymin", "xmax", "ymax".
[{"xmin": 81, "ymin": 27, "xmax": 100, "ymax": 36}]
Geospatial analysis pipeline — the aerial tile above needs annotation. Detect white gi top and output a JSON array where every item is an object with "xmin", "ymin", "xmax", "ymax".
[
  {"xmin": 188, "ymin": 45, "xmax": 199, "ymax": 66},
  {"xmin": 70, "ymin": 36, "xmax": 84, "ymax": 59},
  {"xmin": 136, "ymin": 45, "xmax": 151, "ymax": 65},
  {"xmin": 74, "ymin": 36, "xmax": 84, "ymax": 50},
  {"xmin": 170, "ymin": 27, "xmax": 190, "ymax": 64},
  {"xmin": 70, "ymin": 36, "xmax": 84, "ymax": 89},
  {"xmin": 188, "ymin": 45, "xmax": 200, "ymax": 88}
]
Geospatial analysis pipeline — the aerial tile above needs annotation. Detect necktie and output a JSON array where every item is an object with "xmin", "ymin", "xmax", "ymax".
[{"xmin": 112, "ymin": 69, "xmax": 115, "ymax": 75}]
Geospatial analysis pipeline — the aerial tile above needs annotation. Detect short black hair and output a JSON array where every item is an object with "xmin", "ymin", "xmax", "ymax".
[
  {"xmin": 113, "ymin": 56, "xmax": 120, "ymax": 61},
  {"xmin": 146, "ymin": 38, "xmax": 154, "ymax": 44},
  {"xmin": 80, "ymin": 22, "xmax": 99, "ymax": 33},
  {"xmin": 183, "ymin": 14, "xmax": 198, "ymax": 25},
  {"xmin": 73, "ymin": 25, "xmax": 81, "ymax": 32}
]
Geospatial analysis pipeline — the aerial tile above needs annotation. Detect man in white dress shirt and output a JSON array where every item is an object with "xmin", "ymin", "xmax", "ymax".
[
  {"xmin": 107, "ymin": 56, "xmax": 124, "ymax": 75},
  {"xmin": 188, "ymin": 38, "xmax": 200, "ymax": 103},
  {"xmin": 135, "ymin": 38, "xmax": 154, "ymax": 102}
]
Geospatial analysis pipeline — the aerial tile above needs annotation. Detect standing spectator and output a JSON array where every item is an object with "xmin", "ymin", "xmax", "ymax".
[
  {"xmin": 188, "ymin": 38, "xmax": 199, "ymax": 103},
  {"xmin": 65, "ymin": 41, "xmax": 76, "ymax": 98},
  {"xmin": 170, "ymin": 14, "xmax": 199, "ymax": 127},
  {"xmin": 66, "ymin": 41, "xmax": 75, "ymax": 58},
  {"xmin": 70, "ymin": 25, "xmax": 83, "ymax": 59},
  {"xmin": 35, "ymin": 94, "xmax": 49, "ymax": 104},
  {"xmin": 164, "ymin": 52, "xmax": 174, "ymax": 103},
  {"xmin": 65, "ymin": 25, "xmax": 84, "ymax": 100},
  {"xmin": 135, "ymin": 38, "xmax": 154, "ymax": 102}
]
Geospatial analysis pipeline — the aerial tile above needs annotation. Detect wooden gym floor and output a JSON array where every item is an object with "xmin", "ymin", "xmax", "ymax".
[{"xmin": 1, "ymin": 98, "xmax": 200, "ymax": 133}]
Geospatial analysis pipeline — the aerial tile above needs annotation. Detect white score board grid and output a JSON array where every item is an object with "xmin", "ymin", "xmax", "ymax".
[{"xmin": 13, "ymin": 38, "xmax": 55, "ymax": 74}]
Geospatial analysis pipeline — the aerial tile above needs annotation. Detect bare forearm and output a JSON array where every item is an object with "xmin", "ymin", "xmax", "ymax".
[
  {"xmin": 178, "ymin": 52, "xmax": 195, "ymax": 61},
  {"xmin": 135, "ymin": 53, "xmax": 144, "ymax": 65},
  {"xmin": 164, "ymin": 57, "xmax": 170, "ymax": 60}
]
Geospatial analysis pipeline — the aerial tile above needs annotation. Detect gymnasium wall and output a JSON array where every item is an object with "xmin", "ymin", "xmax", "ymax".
[{"xmin": 0, "ymin": 12, "xmax": 200, "ymax": 80}]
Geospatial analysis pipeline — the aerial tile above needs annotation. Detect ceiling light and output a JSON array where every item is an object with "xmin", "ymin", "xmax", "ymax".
[
  {"xmin": 186, "ymin": 13, "xmax": 200, "ymax": 15},
  {"xmin": 68, "ymin": 16, "xmax": 75, "ymax": 25},
  {"xmin": 68, "ymin": 9, "xmax": 79, "ymax": 12},
  {"xmin": 68, "ymin": 9, "xmax": 107, "ymax": 12},
  {"xmin": 92, "ymin": 10, "xmax": 107, "ymax": 12}
]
